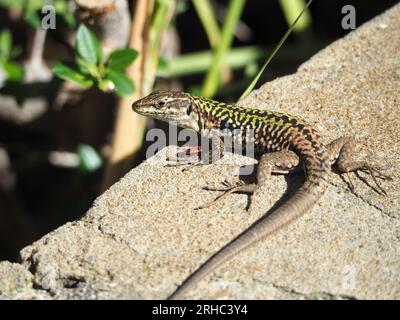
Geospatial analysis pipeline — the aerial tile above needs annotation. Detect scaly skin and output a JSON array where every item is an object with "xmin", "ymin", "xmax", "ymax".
[{"xmin": 132, "ymin": 90, "xmax": 389, "ymax": 299}]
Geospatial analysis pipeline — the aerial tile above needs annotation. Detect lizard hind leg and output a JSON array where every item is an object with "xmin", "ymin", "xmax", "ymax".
[
  {"xmin": 327, "ymin": 136, "xmax": 392, "ymax": 195},
  {"xmin": 196, "ymin": 150, "xmax": 301, "ymax": 210}
]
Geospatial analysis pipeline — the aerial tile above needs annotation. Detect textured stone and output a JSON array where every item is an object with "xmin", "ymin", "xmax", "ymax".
[{"xmin": 1, "ymin": 4, "xmax": 399, "ymax": 300}]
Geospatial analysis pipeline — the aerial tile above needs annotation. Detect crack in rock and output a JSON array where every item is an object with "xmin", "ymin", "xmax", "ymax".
[{"xmin": 272, "ymin": 283, "xmax": 358, "ymax": 300}]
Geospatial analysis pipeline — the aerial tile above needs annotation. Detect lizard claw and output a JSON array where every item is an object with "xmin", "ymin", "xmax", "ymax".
[
  {"xmin": 359, "ymin": 166, "xmax": 393, "ymax": 181},
  {"xmin": 165, "ymin": 146, "xmax": 203, "ymax": 167},
  {"xmin": 343, "ymin": 165, "xmax": 391, "ymax": 196},
  {"xmin": 358, "ymin": 166, "xmax": 389, "ymax": 196}
]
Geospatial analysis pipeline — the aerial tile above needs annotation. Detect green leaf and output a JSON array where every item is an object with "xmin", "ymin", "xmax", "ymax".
[
  {"xmin": 77, "ymin": 144, "xmax": 102, "ymax": 173},
  {"xmin": 23, "ymin": 0, "xmax": 43, "ymax": 28},
  {"xmin": 52, "ymin": 62, "xmax": 93, "ymax": 87},
  {"xmin": 0, "ymin": 29, "xmax": 12, "ymax": 59},
  {"xmin": 3, "ymin": 61, "xmax": 23, "ymax": 81},
  {"xmin": 24, "ymin": 11, "xmax": 41, "ymax": 28},
  {"xmin": 106, "ymin": 69, "xmax": 135, "ymax": 96},
  {"xmin": 76, "ymin": 56, "xmax": 92, "ymax": 75},
  {"xmin": 76, "ymin": 24, "xmax": 102, "ymax": 65},
  {"xmin": 107, "ymin": 49, "xmax": 138, "ymax": 71}
]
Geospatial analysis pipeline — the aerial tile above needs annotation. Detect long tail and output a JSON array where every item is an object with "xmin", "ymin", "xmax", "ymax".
[{"xmin": 168, "ymin": 156, "xmax": 330, "ymax": 300}]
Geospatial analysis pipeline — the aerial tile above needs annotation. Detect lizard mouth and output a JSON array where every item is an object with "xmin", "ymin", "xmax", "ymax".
[
  {"xmin": 132, "ymin": 104, "xmax": 181, "ymax": 123},
  {"xmin": 131, "ymin": 99, "xmax": 145, "ymax": 112}
]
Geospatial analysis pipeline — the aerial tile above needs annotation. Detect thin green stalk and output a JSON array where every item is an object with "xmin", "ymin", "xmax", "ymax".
[
  {"xmin": 192, "ymin": 0, "xmax": 221, "ymax": 48},
  {"xmin": 158, "ymin": 46, "xmax": 265, "ymax": 78},
  {"xmin": 279, "ymin": 0, "xmax": 311, "ymax": 32},
  {"xmin": 157, "ymin": 39, "xmax": 326, "ymax": 79},
  {"xmin": 150, "ymin": 0, "xmax": 170, "ymax": 50},
  {"xmin": 144, "ymin": 0, "xmax": 174, "ymax": 93},
  {"xmin": 239, "ymin": 0, "xmax": 313, "ymax": 101},
  {"xmin": 201, "ymin": 0, "xmax": 245, "ymax": 98}
]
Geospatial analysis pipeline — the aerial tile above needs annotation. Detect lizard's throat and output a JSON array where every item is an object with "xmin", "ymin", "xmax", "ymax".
[
  {"xmin": 145, "ymin": 112, "xmax": 200, "ymax": 131},
  {"xmin": 134, "ymin": 106, "xmax": 200, "ymax": 131},
  {"xmin": 172, "ymin": 117, "xmax": 200, "ymax": 131}
]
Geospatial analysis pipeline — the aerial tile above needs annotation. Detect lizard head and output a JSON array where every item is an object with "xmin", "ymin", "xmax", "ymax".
[{"xmin": 132, "ymin": 90, "xmax": 199, "ymax": 131}]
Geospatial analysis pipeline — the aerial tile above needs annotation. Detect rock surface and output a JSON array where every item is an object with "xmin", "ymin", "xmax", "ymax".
[{"xmin": 1, "ymin": 4, "xmax": 400, "ymax": 300}]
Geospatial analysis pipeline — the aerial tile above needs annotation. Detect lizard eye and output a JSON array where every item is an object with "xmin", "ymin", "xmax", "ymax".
[
  {"xmin": 159, "ymin": 100, "xmax": 165, "ymax": 106},
  {"xmin": 186, "ymin": 104, "xmax": 192, "ymax": 115}
]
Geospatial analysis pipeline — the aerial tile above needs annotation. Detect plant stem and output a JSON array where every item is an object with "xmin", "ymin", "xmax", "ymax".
[
  {"xmin": 144, "ymin": 0, "xmax": 175, "ymax": 93},
  {"xmin": 201, "ymin": 0, "xmax": 245, "ymax": 98},
  {"xmin": 157, "ymin": 45, "xmax": 265, "ymax": 78},
  {"xmin": 100, "ymin": 0, "xmax": 154, "ymax": 192},
  {"xmin": 192, "ymin": 0, "xmax": 221, "ymax": 48},
  {"xmin": 279, "ymin": 0, "xmax": 311, "ymax": 33},
  {"xmin": 239, "ymin": 0, "xmax": 313, "ymax": 101}
]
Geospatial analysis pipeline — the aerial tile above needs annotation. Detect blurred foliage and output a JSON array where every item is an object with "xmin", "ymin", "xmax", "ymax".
[
  {"xmin": 240, "ymin": 0, "xmax": 313, "ymax": 100},
  {"xmin": 77, "ymin": 144, "xmax": 102, "ymax": 173},
  {"xmin": 53, "ymin": 24, "xmax": 137, "ymax": 96},
  {"xmin": 1, "ymin": 0, "xmax": 396, "ymax": 261},
  {"xmin": 201, "ymin": 0, "xmax": 245, "ymax": 98},
  {"xmin": 0, "ymin": 0, "xmax": 75, "ymax": 28},
  {"xmin": 157, "ymin": 46, "xmax": 266, "ymax": 78},
  {"xmin": 163, "ymin": 0, "xmax": 312, "ymax": 99},
  {"xmin": 0, "ymin": 0, "xmax": 314, "ymax": 99},
  {"xmin": 192, "ymin": 0, "xmax": 221, "ymax": 48},
  {"xmin": 0, "ymin": 29, "xmax": 23, "ymax": 81},
  {"xmin": 144, "ymin": 0, "xmax": 175, "ymax": 91},
  {"xmin": 279, "ymin": 0, "xmax": 312, "ymax": 33}
]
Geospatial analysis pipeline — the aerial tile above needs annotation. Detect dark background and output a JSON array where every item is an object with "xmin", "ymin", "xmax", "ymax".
[{"xmin": 0, "ymin": 0, "xmax": 398, "ymax": 261}]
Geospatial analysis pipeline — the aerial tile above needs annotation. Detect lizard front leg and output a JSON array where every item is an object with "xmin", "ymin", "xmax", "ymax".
[
  {"xmin": 327, "ymin": 136, "xmax": 392, "ymax": 195},
  {"xmin": 196, "ymin": 150, "xmax": 300, "ymax": 210},
  {"xmin": 166, "ymin": 133, "xmax": 224, "ymax": 169}
]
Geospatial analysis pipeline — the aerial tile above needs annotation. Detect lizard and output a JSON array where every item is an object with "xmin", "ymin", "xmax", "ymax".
[{"xmin": 131, "ymin": 90, "xmax": 390, "ymax": 300}]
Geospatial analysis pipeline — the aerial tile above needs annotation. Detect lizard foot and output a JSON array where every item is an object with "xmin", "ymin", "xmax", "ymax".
[
  {"xmin": 165, "ymin": 146, "xmax": 218, "ymax": 172},
  {"xmin": 195, "ymin": 179, "xmax": 256, "ymax": 210},
  {"xmin": 340, "ymin": 161, "xmax": 392, "ymax": 196},
  {"xmin": 327, "ymin": 137, "xmax": 392, "ymax": 196},
  {"xmin": 165, "ymin": 146, "xmax": 202, "ymax": 168}
]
